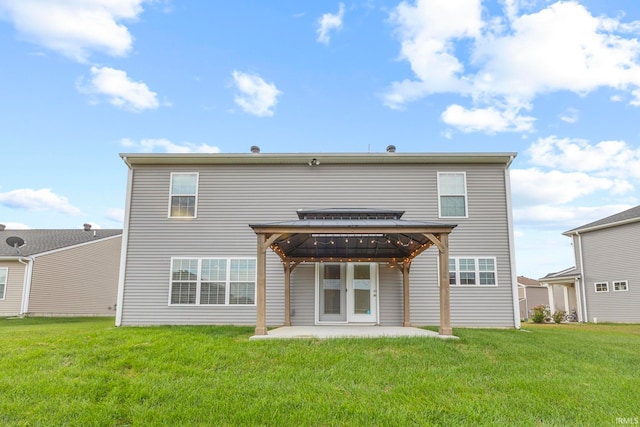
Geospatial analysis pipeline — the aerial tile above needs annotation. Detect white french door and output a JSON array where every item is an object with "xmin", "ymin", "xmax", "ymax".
[{"xmin": 317, "ymin": 263, "xmax": 378, "ymax": 324}]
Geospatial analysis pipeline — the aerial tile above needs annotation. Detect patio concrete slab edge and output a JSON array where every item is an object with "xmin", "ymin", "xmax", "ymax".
[{"xmin": 249, "ymin": 326, "xmax": 459, "ymax": 340}]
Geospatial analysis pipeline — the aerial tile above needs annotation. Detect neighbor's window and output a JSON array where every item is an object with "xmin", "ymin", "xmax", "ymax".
[
  {"xmin": 170, "ymin": 258, "xmax": 256, "ymax": 305},
  {"xmin": 613, "ymin": 280, "xmax": 628, "ymax": 292},
  {"xmin": 169, "ymin": 172, "xmax": 198, "ymax": 217},
  {"xmin": 594, "ymin": 282, "xmax": 609, "ymax": 293},
  {"xmin": 438, "ymin": 172, "xmax": 467, "ymax": 217},
  {"xmin": 449, "ymin": 257, "xmax": 497, "ymax": 286},
  {"xmin": 0, "ymin": 267, "xmax": 7, "ymax": 300}
]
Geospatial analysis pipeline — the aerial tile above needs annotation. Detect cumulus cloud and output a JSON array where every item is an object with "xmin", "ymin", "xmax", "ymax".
[
  {"xmin": 441, "ymin": 104, "xmax": 535, "ymax": 133},
  {"xmin": 79, "ymin": 66, "xmax": 159, "ymax": 112},
  {"xmin": 528, "ymin": 136, "xmax": 640, "ymax": 178},
  {"xmin": 231, "ymin": 71, "xmax": 282, "ymax": 117},
  {"xmin": 559, "ymin": 108, "xmax": 579, "ymax": 124},
  {"xmin": 385, "ymin": 0, "xmax": 640, "ymax": 133},
  {"xmin": 316, "ymin": 3, "xmax": 345, "ymax": 44},
  {"xmin": 1, "ymin": 222, "xmax": 30, "ymax": 230},
  {"xmin": 121, "ymin": 138, "xmax": 220, "ymax": 153},
  {"xmin": 0, "ymin": 0, "xmax": 145, "ymax": 62},
  {"xmin": 0, "ymin": 188, "xmax": 82, "ymax": 215}
]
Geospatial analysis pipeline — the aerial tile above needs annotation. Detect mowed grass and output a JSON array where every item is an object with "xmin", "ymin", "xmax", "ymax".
[{"xmin": 0, "ymin": 318, "xmax": 638, "ymax": 426}]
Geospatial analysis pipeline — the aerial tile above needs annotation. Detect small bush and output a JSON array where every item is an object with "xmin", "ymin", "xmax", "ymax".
[
  {"xmin": 552, "ymin": 309, "xmax": 566, "ymax": 324},
  {"xmin": 531, "ymin": 305, "xmax": 549, "ymax": 323}
]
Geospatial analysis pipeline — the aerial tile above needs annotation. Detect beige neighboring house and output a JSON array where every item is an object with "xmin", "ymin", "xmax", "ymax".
[
  {"xmin": 0, "ymin": 224, "xmax": 122, "ymax": 317},
  {"xmin": 517, "ymin": 276, "xmax": 549, "ymax": 320}
]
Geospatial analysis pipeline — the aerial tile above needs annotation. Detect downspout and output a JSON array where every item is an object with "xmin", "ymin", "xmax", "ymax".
[
  {"xmin": 504, "ymin": 155, "xmax": 521, "ymax": 328},
  {"xmin": 576, "ymin": 231, "xmax": 588, "ymax": 322},
  {"xmin": 18, "ymin": 256, "xmax": 34, "ymax": 315},
  {"xmin": 115, "ymin": 156, "xmax": 134, "ymax": 326}
]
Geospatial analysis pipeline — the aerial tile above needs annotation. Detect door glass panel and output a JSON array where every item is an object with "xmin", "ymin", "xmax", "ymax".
[
  {"xmin": 353, "ymin": 265, "xmax": 371, "ymax": 315},
  {"xmin": 323, "ymin": 265, "xmax": 342, "ymax": 315}
]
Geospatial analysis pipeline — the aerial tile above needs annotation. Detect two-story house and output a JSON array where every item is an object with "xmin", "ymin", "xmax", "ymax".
[
  {"xmin": 116, "ymin": 149, "xmax": 520, "ymax": 336},
  {"xmin": 541, "ymin": 206, "xmax": 640, "ymax": 323}
]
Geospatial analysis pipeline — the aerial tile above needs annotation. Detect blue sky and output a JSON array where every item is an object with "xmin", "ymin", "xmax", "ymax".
[{"xmin": 1, "ymin": 0, "xmax": 640, "ymax": 279}]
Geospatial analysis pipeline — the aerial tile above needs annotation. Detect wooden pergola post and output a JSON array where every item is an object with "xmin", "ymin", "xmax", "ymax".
[
  {"xmin": 284, "ymin": 260, "xmax": 291, "ymax": 326},
  {"xmin": 438, "ymin": 232, "xmax": 452, "ymax": 336},
  {"xmin": 255, "ymin": 233, "xmax": 268, "ymax": 336},
  {"xmin": 402, "ymin": 261, "xmax": 411, "ymax": 327}
]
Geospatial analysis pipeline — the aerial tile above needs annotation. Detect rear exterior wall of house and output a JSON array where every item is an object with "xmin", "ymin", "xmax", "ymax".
[{"xmin": 119, "ymin": 161, "xmax": 517, "ymax": 327}]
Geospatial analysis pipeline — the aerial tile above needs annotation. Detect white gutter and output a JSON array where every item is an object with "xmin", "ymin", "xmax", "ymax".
[
  {"xmin": 576, "ymin": 232, "xmax": 588, "ymax": 322},
  {"xmin": 17, "ymin": 256, "xmax": 34, "ymax": 315},
  {"xmin": 115, "ymin": 156, "xmax": 133, "ymax": 326},
  {"xmin": 504, "ymin": 156, "xmax": 521, "ymax": 328}
]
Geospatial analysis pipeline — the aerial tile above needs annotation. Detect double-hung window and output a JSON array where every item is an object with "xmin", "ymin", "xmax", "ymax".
[
  {"xmin": 438, "ymin": 172, "xmax": 467, "ymax": 218},
  {"xmin": 0, "ymin": 267, "xmax": 7, "ymax": 300},
  {"xmin": 170, "ymin": 258, "xmax": 256, "ymax": 305},
  {"xmin": 169, "ymin": 172, "xmax": 198, "ymax": 218},
  {"xmin": 449, "ymin": 257, "xmax": 497, "ymax": 286}
]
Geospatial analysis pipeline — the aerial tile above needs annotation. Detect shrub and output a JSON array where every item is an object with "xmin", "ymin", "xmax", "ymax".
[
  {"xmin": 552, "ymin": 309, "xmax": 566, "ymax": 324},
  {"xmin": 531, "ymin": 305, "xmax": 549, "ymax": 323}
]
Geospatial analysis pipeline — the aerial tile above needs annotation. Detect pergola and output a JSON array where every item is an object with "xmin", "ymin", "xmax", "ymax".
[{"xmin": 249, "ymin": 209, "xmax": 457, "ymax": 336}]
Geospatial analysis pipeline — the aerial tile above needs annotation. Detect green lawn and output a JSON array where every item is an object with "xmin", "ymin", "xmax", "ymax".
[{"xmin": 0, "ymin": 318, "xmax": 638, "ymax": 426}]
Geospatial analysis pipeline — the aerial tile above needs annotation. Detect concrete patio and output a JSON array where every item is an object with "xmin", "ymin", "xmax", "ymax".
[{"xmin": 250, "ymin": 326, "xmax": 458, "ymax": 340}]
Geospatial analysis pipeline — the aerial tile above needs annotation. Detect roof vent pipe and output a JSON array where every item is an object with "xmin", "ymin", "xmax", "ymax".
[
  {"xmin": 0, "ymin": 224, "xmax": 5, "ymax": 231},
  {"xmin": 250, "ymin": 145, "xmax": 260, "ymax": 153},
  {"xmin": 83, "ymin": 223, "xmax": 92, "ymax": 231},
  {"xmin": 386, "ymin": 145, "xmax": 396, "ymax": 153}
]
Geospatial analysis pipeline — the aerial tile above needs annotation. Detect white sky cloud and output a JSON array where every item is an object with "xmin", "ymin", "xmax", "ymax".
[
  {"xmin": 106, "ymin": 208, "xmax": 125, "ymax": 223},
  {"xmin": 385, "ymin": 0, "xmax": 640, "ymax": 133},
  {"xmin": 559, "ymin": 108, "xmax": 579, "ymax": 124},
  {"xmin": 0, "ymin": 0, "xmax": 145, "ymax": 62},
  {"xmin": 0, "ymin": 188, "xmax": 82, "ymax": 215},
  {"xmin": 1, "ymin": 222, "xmax": 30, "ymax": 230},
  {"xmin": 316, "ymin": 3, "xmax": 345, "ymax": 45},
  {"xmin": 231, "ymin": 71, "xmax": 282, "ymax": 117},
  {"xmin": 79, "ymin": 66, "xmax": 159, "ymax": 112},
  {"xmin": 528, "ymin": 136, "xmax": 640, "ymax": 179},
  {"xmin": 441, "ymin": 104, "xmax": 535, "ymax": 134},
  {"xmin": 121, "ymin": 138, "xmax": 220, "ymax": 153}
]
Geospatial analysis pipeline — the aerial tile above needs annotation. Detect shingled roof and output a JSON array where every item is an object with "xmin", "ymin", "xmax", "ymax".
[
  {"xmin": 563, "ymin": 205, "xmax": 640, "ymax": 235},
  {"xmin": 0, "ymin": 227, "xmax": 122, "ymax": 257}
]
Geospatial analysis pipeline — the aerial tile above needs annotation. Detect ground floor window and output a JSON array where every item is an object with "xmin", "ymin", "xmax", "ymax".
[
  {"xmin": 613, "ymin": 280, "xmax": 628, "ymax": 292},
  {"xmin": 170, "ymin": 258, "xmax": 256, "ymax": 305},
  {"xmin": 0, "ymin": 267, "xmax": 7, "ymax": 300},
  {"xmin": 594, "ymin": 282, "xmax": 609, "ymax": 293},
  {"xmin": 449, "ymin": 257, "xmax": 497, "ymax": 286}
]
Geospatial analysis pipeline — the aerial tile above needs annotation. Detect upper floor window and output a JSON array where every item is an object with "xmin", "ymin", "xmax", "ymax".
[
  {"xmin": 0, "ymin": 267, "xmax": 7, "ymax": 300},
  {"xmin": 169, "ymin": 173, "xmax": 198, "ymax": 218},
  {"xmin": 438, "ymin": 172, "xmax": 467, "ymax": 218},
  {"xmin": 613, "ymin": 280, "xmax": 628, "ymax": 292},
  {"xmin": 449, "ymin": 257, "xmax": 496, "ymax": 286}
]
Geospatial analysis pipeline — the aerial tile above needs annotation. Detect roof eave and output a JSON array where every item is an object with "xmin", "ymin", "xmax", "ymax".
[{"xmin": 120, "ymin": 152, "xmax": 517, "ymax": 166}]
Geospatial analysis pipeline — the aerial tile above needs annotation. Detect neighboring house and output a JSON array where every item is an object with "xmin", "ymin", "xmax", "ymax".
[
  {"xmin": 116, "ymin": 149, "xmax": 520, "ymax": 336},
  {"xmin": 517, "ymin": 275, "xmax": 549, "ymax": 320},
  {"xmin": 541, "ymin": 206, "xmax": 640, "ymax": 323},
  {"xmin": 0, "ymin": 224, "xmax": 122, "ymax": 317}
]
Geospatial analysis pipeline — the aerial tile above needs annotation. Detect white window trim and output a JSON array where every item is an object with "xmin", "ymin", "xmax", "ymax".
[
  {"xmin": 168, "ymin": 257, "xmax": 256, "ymax": 306},
  {"xmin": 594, "ymin": 282, "xmax": 609, "ymax": 293},
  {"xmin": 447, "ymin": 256, "xmax": 498, "ymax": 287},
  {"xmin": 612, "ymin": 280, "xmax": 629, "ymax": 292},
  {"xmin": 437, "ymin": 171, "xmax": 468, "ymax": 219},
  {"xmin": 0, "ymin": 267, "xmax": 7, "ymax": 300},
  {"xmin": 168, "ymin": 172, "xmax": 199, "ymax": 219}
]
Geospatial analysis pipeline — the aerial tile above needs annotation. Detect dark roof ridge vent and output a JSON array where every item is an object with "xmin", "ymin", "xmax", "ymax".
[
  {"xmin": 0, "ymin": 224, "xmax": 5, "ymax": 231},
  {"xmin": 250, "ymin": 145, "xmax": 260, "ymax": 153},
  {"xmin": 83, "ymin": 223, "xmax": 92, "ymax": 231},
  {"xmin": 386, "ymin": 145, "xmax": 396, "ymax": 153}
]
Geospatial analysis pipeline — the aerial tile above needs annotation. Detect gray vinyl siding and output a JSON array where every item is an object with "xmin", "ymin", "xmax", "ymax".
[
  {"xmin": 121, "ymin": 162, "xmax": 516, "ymax": 327},
  {"xmin": 0, "ymin": 261, "xmax": 25, "ymax": 316},
  {"xmin": 579, "ymin": 222, "xmax": 640, "ymax": 323},
  {"xmin": 28, "ymin": 236, "xmax": 122, "ymax": 316}
]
